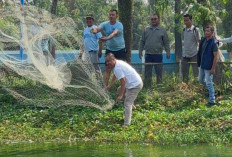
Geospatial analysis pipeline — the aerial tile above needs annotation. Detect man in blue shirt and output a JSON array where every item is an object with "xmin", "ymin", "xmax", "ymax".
[
  {"xmin": 197, "ymin": 25, "xmax": 218, "ymax": 105},
  {"xmin": 92, "ymin": 9, "xmax": 126, "ymax": 86},
  {"xmin": 79, "ymin": 14, "xmax": 103, "ymax": 73}
]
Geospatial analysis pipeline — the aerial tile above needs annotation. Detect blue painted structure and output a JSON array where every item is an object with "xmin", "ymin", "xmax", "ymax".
[{"xmin": 0, "ymin": 50, "xmax": 229, "ymax": 64}]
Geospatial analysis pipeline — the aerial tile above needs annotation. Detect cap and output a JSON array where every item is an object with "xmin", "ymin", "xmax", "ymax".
[{"xmin": 86, "ymin": 14, "xmax": 94, "ymax": 20}]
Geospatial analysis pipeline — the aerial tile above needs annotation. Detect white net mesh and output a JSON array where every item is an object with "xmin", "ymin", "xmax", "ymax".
[{"xmin": 0, "ymin": 4, "xmax": 114, "ymax": 111}]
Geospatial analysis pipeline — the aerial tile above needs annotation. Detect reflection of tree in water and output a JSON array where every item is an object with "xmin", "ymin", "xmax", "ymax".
[{"xmin": 125, "ymin": 147, "xmax": 133, "ymax": 157}]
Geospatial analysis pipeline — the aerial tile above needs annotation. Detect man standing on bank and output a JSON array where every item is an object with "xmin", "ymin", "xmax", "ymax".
[
  {"xmin": 91, "ymin": 9, "xmax": 126, "ymax": 86},
  {"xmin": 182, "ymin": 14, "xmax": 201, "ymax": 82},
  {"xmin": 79, "ymin": 14, "xmax": 103, "ymax": 73},
  {"xmin": 197, "ymin": 25, "xmax": 218, "ymax": 105},
  {"xmin": 105, "ymin": 53, "xmax": 143, "ymax": 126},
  {"xmin": 139, "ymin": 13, "xmax": 170, "ymax": 87}
]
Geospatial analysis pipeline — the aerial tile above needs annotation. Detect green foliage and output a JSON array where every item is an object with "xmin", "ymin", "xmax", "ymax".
[
  {"xmin": 56, "ymin": 1, "xmax": 69, "ymax": 17},
  {"xmin": 1, "ymin": 74, "xmax": 232, "ymax": 144},
  {"xmin": 35, "ymin": 0, "xmax": 51, "ymax": 11},
  {"xmin": 0, "ymin": 19, "xmax": 20, "ymax": 50},
  {"xmin": 154, "ymin": 0, "xmax": 170, "ymax": 15},
  {"xmin": 222, "ymin": 63, "xmax": 232, "ymax": 91},
  {"xmin": 222, "ymin": 0, "xmax": 232, "ymax": 53},
  {"xmin": 0, "ymin": 0, "xmax": 231, "ymax": 51}
]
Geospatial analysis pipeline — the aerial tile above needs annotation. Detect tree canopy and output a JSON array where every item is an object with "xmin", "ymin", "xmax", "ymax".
[{"xmin": 0, "ymin": 0, "xmax": 230, "ymax": 53}]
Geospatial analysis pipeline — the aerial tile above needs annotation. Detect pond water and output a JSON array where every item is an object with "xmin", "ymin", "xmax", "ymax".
[{"xmin": 0, "ymin": 142, "xmax": 231, "ymax": 157}]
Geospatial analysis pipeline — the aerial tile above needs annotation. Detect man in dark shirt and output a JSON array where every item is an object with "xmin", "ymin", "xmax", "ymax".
[
  {"xmin": 197, "ymin": 25, "xmax": 218, "ymax": 105},
  {"xmin": 139, "ymin": 13, "xmax": 170, "ymax": 87}
]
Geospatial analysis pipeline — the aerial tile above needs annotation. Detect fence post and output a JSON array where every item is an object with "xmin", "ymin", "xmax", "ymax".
[{"xmin": 20, "ymin": 0, "xmax": 24, "ymax": 60}]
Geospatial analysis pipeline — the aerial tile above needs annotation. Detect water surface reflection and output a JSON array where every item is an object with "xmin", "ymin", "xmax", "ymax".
[{"xmin": 0, "ymin": 142, "xmax": 231, "ymax": 157}]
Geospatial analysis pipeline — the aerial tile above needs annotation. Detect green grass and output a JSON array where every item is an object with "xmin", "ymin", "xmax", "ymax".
[{"xmin": 0, "ymin": 74, "xmax": 232, "ymax": 145}]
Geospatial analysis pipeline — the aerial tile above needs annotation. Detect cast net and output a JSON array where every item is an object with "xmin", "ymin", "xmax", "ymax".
[{"xmin": 0, "ymin": 3, "xmax": 114, "ymax": 110}]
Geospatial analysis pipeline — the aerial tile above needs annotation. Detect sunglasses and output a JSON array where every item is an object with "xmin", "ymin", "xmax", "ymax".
[{"xmin": 151, "ymin": 18, "xmax": 158, "ymax": 21}]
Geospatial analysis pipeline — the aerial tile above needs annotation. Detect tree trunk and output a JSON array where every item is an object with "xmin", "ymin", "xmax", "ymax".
[
  {"xmin": 174, "ymin": 0, "xmax": 182, "ymax": 62},
  {"xmin": 118, "ymin": 0, "xmax": 133, "ymax": 63},
  {"xmin": 51, "ymin": 0, "xmax": 58, "ymax": 15}
]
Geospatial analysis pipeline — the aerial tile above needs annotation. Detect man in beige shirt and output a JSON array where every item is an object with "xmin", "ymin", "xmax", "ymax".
[{"xmin": 182, "ymin": 14, "xmax": 201, "ymax": 82}]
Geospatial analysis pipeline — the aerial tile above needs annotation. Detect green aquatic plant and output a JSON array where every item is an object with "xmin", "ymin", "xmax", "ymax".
[{"xmin": 1, "ymin": 74, "xmax": 232, "ymax": 145}]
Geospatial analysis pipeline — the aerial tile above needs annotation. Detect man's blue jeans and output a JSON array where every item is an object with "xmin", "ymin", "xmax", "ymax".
[{"xmin": 198, "ymin": 67, "xmax": 215, "ymax": 103}]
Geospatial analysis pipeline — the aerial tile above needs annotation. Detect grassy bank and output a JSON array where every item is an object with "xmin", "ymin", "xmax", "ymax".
[{"xmin": 0, "ymin": 75, "xmax": 232, "ymax": 145}]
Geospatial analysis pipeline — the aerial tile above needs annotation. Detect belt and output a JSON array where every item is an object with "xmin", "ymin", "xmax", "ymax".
[{"xmin": 88, "ymin": 50, "xmax": 97, "ymax": 52}]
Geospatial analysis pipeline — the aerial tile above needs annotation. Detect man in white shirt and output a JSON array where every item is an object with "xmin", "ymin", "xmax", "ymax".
[
  {"xmin": 219, "ymin": 35, "xmax": 232, "ymax": 43},
  {"xmin": 105, "ymin": 53, "xmax": 143, "ymax": 126}
]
